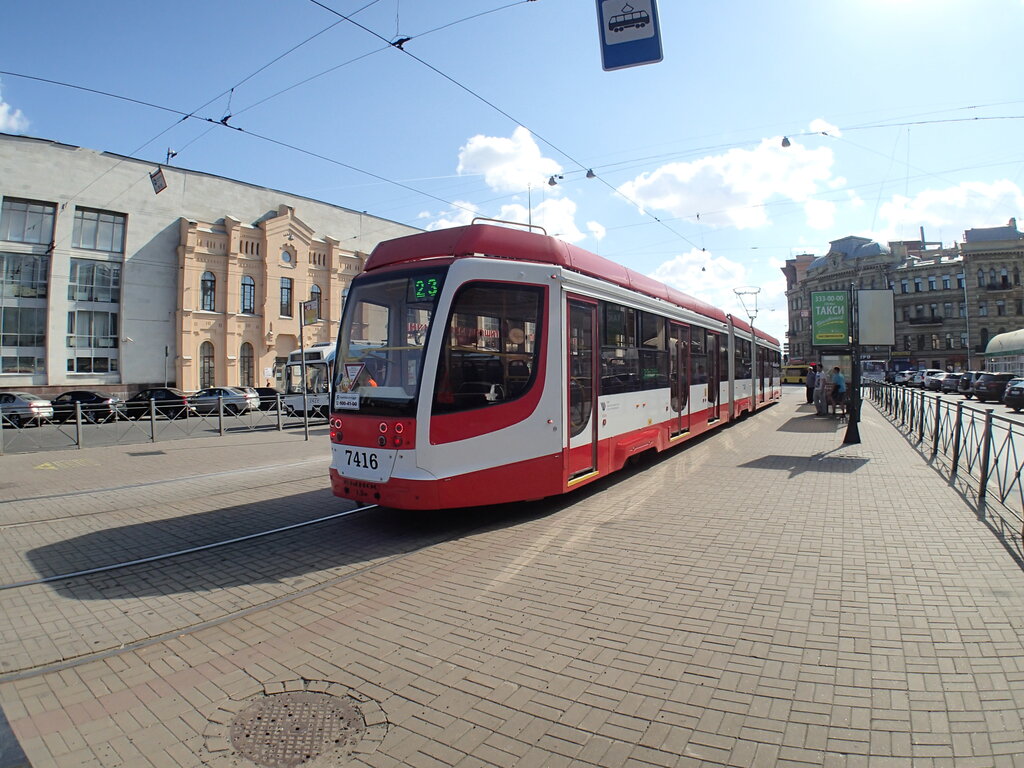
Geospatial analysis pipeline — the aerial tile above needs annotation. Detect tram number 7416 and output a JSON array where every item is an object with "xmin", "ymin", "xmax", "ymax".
[{"xmin": 344, "ymin": 449, "xmax": 379, "ymax": 470}]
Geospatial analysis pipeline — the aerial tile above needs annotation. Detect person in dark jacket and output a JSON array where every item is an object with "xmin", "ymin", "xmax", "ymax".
[{"xmin": 805, "ymin": 365, "xmax": 817, "ymax": 403}]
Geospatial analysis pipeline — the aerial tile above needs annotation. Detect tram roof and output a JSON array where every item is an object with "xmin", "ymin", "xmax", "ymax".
[{"xmin": 366, "ymin": 224, "xmax": 780, "ymax": 339}]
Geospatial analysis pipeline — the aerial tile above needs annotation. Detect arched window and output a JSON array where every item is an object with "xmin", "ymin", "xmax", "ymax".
[
  {"xmin": 1015, "ymin": 266, "xmax": 1021, "ymax": 286},
  {"xmin": 200, "ymin": 341, "xmax": 215, "ymax": 388},
  {"xmin": 241, "ymin": 275, "xmax": 255, "ymax": 314},
  {"xmin": 1000, "ymin": 267, "xmax": 1009, "ymax": 288},
  {"xmin": 201, "ymin": 272, "xmax": 216, "ymax": 311},
  {"xmin": 977, "ymin": 269, "xmax": 985, "ymax": 287},
  {"xmin": 310, "ymin": 284, "xmax": 322, "ymax": 319},
  {"xmin": 239, "ymin": 342, "xmax": 254, "ymax": 387}
]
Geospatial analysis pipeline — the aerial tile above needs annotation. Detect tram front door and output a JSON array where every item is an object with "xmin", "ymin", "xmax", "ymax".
[{"xmin": 567, "ymin": 299, "xmax": 597, "ymax": 479}]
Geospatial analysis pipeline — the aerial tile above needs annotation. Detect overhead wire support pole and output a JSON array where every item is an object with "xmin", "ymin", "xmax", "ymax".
[{"xmin": 844, "ymin": 283, "xmax": 861, "ymax": 444}]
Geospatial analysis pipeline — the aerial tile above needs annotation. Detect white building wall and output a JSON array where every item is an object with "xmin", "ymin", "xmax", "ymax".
[{"xmin": 0, "ymin": 133, "xmax": 419, "ymax": 394}]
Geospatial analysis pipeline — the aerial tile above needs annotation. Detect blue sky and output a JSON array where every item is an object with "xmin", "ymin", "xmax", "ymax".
[{"xmin": 2, "ymin": 0, "xmax": 1023, "ymax": 344}]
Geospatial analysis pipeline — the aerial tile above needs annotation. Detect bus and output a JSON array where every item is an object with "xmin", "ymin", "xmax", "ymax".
[
  {"xmin": 284, "ymin": 341, "xmax": 335, "ymax": 417},
  {"xmin": 781, "ymin": 363, "xmax": 809, "ymax": 384},
  {"xmin": 327, "ymin": 220, "xmax": 782, "ymax": 510}
]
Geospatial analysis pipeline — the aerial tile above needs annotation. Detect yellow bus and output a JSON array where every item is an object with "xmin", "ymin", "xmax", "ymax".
[{"xmin": 781, "ymin": 363, "xmax": 810, "ymax": 384}]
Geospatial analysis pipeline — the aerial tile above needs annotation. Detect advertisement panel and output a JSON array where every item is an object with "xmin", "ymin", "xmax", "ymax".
[{"xmin": 811, "ymin": 291, "xmax": 850, "ymax": 346}]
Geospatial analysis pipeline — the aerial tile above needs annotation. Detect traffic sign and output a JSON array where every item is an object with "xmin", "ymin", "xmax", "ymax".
[{"xmin": 596, "ymin": 0, "xmax": 662, "ymax": 71}]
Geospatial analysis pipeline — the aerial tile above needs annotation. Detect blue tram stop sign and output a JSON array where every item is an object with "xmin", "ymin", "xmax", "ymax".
[{"xmin": 596, "ymin": 0, "xmax": 663, "ymax": 71}]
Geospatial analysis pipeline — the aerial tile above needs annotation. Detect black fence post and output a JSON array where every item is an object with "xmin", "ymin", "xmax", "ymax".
[
  {"xmin": 949, "ymin": 401, "xmax": 964, "ymax": 482},
  {"xmin": 978, "ymin": 409, "xmax": 994, "ymax": 510}
]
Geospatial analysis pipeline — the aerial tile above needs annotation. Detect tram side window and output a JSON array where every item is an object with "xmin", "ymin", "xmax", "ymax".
[
  {"xmin": 432, "ymin": 283, "xmax": 544, "ymax": 413},
  {"xmin": 735, "ymin": 338, "xmax": 751, "ymax": 379},
  {"xmin": 601, "ymin": 303, "xmax": 639, "ymax": 393},
  {"xmin": 638, "ymin": 312, "xmax": 668, "ymax": 390}
]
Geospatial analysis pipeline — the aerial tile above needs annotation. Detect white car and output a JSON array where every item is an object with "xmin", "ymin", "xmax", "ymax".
[{"xmin": 0, "ymin": 391, "xmax": 54, "ymax": 428}]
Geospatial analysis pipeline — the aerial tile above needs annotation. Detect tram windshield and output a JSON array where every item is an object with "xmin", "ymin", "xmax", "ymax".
[{"xmin": 333, "ymin": 269, "xmax": 446, "ymax": 417}]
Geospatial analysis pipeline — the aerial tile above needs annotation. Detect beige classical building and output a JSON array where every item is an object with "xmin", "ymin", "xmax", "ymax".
[{"xmin": 178, "ymin": 205, "xmax": 368, "ymax": 390}]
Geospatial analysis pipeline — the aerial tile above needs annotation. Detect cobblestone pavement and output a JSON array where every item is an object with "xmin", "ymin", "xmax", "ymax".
[{"xmin": 2, "ymin": 391, "xmax": 1023, "ymax": 768}]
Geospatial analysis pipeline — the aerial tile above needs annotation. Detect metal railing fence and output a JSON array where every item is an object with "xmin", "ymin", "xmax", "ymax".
[
  {"xmin": 868, "ymin": 382, "xmax": 1024, "ymax": 546},
  {"xmin": 0, "ymin": 394, "xmax": 327, "ymax": 455}
]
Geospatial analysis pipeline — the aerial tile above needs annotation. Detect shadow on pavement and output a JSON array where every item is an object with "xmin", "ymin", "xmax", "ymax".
[{"xmin": 738, "ymin": 453, "xmax": 869, "ymax": 478}]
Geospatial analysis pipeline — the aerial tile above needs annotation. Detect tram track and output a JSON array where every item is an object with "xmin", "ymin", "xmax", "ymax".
[{"xmin": 0, "ymin": 488, "xmax": 519, "ymax": 682}]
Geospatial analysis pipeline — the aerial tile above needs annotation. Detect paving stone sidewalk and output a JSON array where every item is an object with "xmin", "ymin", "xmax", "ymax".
[{"xmin": 2, "ymin": 390, "xmax": 1024, "ymax": 767}]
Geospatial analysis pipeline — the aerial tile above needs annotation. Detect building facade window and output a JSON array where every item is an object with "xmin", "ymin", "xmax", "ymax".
[
  {"xmin": 943, "ymin": 302, "xmax": 952, "ymax": 317},
  {"xmin": 979, "ymin": 301, "xmax": 988, "ymax": 317},
  {"xmin": 73, "ymin": 208, "xmax": 126, "ymax": 253},
  {"xmin": 931, "ymin": 334, "xmax": 940, "ymax": 350},
  {"xmin": 68, "ymin": 259, "xmax": 120, "ymax": 303},
  {"xmin": 928, "ymin": 276, "xmax": 937, "ymax": 291},
  {"xmin": 0, "ymin": 198, "xmax": 56, "ymax": 244},
  {"xmin": 901, "ymin": 279, "xmax": 909, "ymax": 294},
  {"xmin": 66, "ymin": 309, "xmax": 119, "ymax": 373},
  {"xmin": 241, "ymin": 275, "xmax": 255, "ymax": 314},
  {"xmin": 200, "ymin": 271, "xmax": 216, "ymax": 311},
  {"xmin": 996, "ymin": 299, "xmax": 1006, "ymax": 316},
  {"xmin": 978, "ymin": 269, "xmax": 985, "ymax": 288},
  {"xmin": 914, "ymin": 278, "xmax": 923, "ymax": 292},
  {"xmin": 1, "ymin": 302, "xmax": 47, "ymax": 373},
  {"xmin": 280, "ymin": 277, "xmax": 293, "ymax": 317},
  {"xmin": 310, "ymin": 284, "xmax": 322, "ymax": 319},
  {"xmin": 239, "ymin": 342, "xmax": 254, "ymax": 387},
  {"xmin": 1, "ymin": 253, "xmax": 49, "ymax": 299},
  {"xmin": 200, "ymin": 341, "xmax": 215, "ymax": 388},
  {"xmin": 957, "ymin": 273, "xmax": 965, "ymax": 289},
  {"xmin": 945, "ymin": 333, "xmax": 954, "ymax": 350},
  {"xmin": 960, "ymin": 332, "xmax": 969, "ymax": 349},
  {"xmin": 942, "ymin": 275, "xmax": 951, "ymax": 289}
]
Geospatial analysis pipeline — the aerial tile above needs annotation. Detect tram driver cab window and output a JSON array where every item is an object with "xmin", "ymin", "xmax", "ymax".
[{"xmin": 433, "ymin": 282, "xmax": 544, "ymax": 414}]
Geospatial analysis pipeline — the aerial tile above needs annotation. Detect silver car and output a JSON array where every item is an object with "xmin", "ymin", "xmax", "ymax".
[
  {"xmin": 0, "ymin": 391, "xmax": 54, "ymax": 428},
  {"xmin": 188, "ymin": 387, "xmax": 255, "ymax": 415}
]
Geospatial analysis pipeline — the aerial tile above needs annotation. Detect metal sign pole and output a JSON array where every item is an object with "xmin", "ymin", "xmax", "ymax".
[
  {"xmin": 300, "ymin": 313, "xmax": 308, "ymax": 441},
  {"xmin": 844, "ymin": 286, "xmax": 861, "ymax": 444}
]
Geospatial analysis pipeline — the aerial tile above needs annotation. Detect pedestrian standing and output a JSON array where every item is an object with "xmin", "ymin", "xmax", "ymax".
[{"xmin": 805, "ymin": 365, "xmax": 817, "ymax": 403}]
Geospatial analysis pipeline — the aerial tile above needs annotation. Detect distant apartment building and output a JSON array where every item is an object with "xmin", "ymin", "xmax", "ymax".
[
  {"xmin": 782, "ymin": 221, "xmax": 1024, "ymax": 371},
  {"xmin": 0, "ymin": 133, "xmax": 419, "ymax": 395}
]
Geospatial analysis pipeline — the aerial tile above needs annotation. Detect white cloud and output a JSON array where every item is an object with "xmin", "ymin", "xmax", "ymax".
[
  {"xmin": 423, "ymin": 201, "xmax": 479, "ymax": 230},
  {"xmin": 456, "ymin": 126, "xmax": 562, "ymax": 194},
  {"xmin": 617, "ymin": 137, "xmax": 838, "ymax": 230},
  {"xmin": 873, "ymin": 179, "xmax": 1024, "ymax": 243},
  {"xmin": 809, "ymin": 118, "xmax": 841, "ymax": 138},
  {"xmin": 0, "ymin": 84, "xmax": 29, "ymax": 133},
  {"xmin": 586, "ymin": 221, "xmax": 606, "ymax": 241},
  {"xmin": 648, "ymin": 249, "xmax": 789, "ymax": 342}
]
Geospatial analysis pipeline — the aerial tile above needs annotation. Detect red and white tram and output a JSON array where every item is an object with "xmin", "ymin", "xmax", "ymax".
[{"xmin": 329, "ymin": 221, "xmax": 781, "ymax": 510}]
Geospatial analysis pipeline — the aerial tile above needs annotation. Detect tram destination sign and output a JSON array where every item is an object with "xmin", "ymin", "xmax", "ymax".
[{"xmin": 811, "ymin": 290, "xmax": 850, "ymax": 347}]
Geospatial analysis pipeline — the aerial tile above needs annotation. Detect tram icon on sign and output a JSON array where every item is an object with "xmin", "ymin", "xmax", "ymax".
[{"xmin": 608, "ymin": 7, "xmax": 650, "ymax": 33}]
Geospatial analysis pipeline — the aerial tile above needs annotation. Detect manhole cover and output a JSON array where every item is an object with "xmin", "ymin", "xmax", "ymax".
[{"xmin": 229, "ymin": 692, "xmax": 365, "ymax": 768}]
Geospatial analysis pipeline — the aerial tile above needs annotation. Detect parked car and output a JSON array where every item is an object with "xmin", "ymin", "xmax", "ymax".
[
  {"xmin": 238, "ymin": 387, "xmax": 261, "ymax": 411},
  {"xmin": 124, "ymin": 388, "xmax": 197, "ymax": 420},
  {"xmin": 254, "ymin": 387, "xmax": 282, "ymax": 411},
  {"xmin": 0, "ymin": 391, "xmax": 54, "ymax": 428},
  {"xmin": 894, "ymin": 369, "xmax": 915, "ymax": 385},
  {"xmin": 940, "ymin": 373, "xmax": 962, "ymax": 393},
  {"xmin": 1002, "ymin": 378, "xmax": 1024, "ymax": 412},
  {"xmin": 914, "ymin": 369, "xmax": 943, "ymax": 389},
  {"xmin": 925, "ymin": 371, "xmax": 950, "ymax": 391},
  {"xmin": 958, "ymin": 371, "xmax": 983, "ymax": 398},
  {"xmin": 972, "ymin": 372, "xmax": 1016, "ymax": 403},
  {"xmin": 188, "ymin": 387, "xmax": 255, "ymax": 415},
  {"xmin": 51, "ymin": 390, "xmax": 126, "ymax": 423}
]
